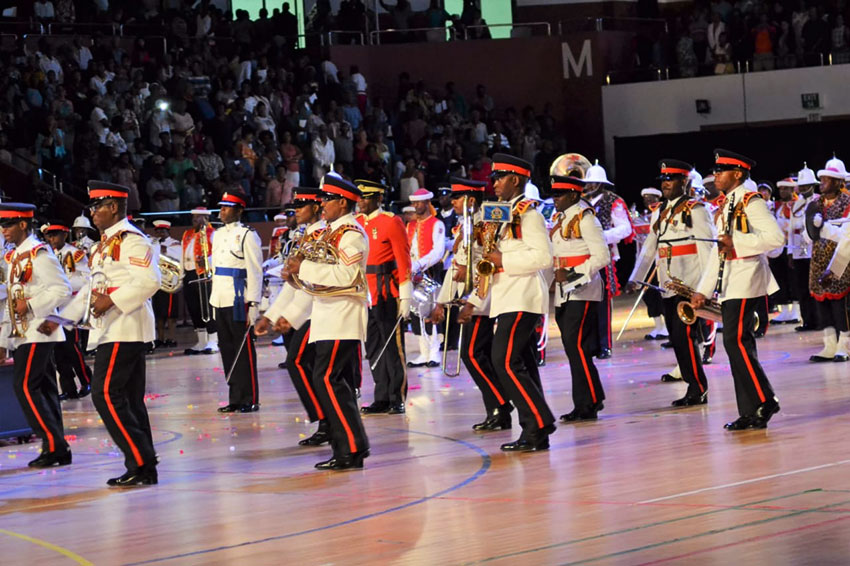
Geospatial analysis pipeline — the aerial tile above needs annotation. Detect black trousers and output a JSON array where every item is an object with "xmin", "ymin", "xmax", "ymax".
[
  {"xmin": 184, "ymin": 271, "xmax": 217, "ymax": 333},
  {"xmin": 754, "ymin": 295, "xmax": 770, "ymax": 335},
  {"xmin": 817, "ymin": 296, "xmax": 849, "ymax": 332},
  {"xmin": 492, "ymin": 312, "xmax": 555, "ymax": 437},
  {"xmin": 556, "ymin": 301, "xmax": 605, "ymax": 410},
  {"xmin": 55, "ymin": 327, "xmax": 92, "ymax": 395},
  {"xmin": 663, "ymin": 297, "xmax": 708, "ymax": 397},
  {"xmin": 215, "ymin": 306, "xmax": 258, "ymax": 406},
  {"xmin": 312, "ymin": 340, "xmax": 369, "ymax": 457},
  {"xmin": 13, "ymin": 343, "xmax": 68, "ymax": 454},
  {"xmin": 284, "ymin": 322, "xmax": 324, "ymax": 423},
  {"xmin": 721, "ymin": 298, "xmax": 776, "ymax": 417},
  {"xmin": 643, "ymin": 288, "xmax": 664, "ymax": 318},
  {"xmin": 769, "ymin": 251, "xmax": 793, "ymax": 305},
  {"xmin": 152, "ymin": 290, "xmax": 176, "ymax": 320},
  {"xmin": 365, "ymin": 297, "xmax": 406, "ymax": 405},
  {"xmin": 91, "ymin": 342, "xmax": 156, "ymax": 471},
  {"xmin": 461, "ymin": 315, "xmax": 507, "ymax": 414},
  {"xmin": 597, "ymin": 266, "xmax": 613, "ymax": 351},
  {"xmin": 793, "ymin": 258, "xmax": 818, "ymax": 327}
]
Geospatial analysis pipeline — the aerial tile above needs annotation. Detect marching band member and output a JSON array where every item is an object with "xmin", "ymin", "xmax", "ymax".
[
  {"xmin": 628, "ymin": 160, "xmax": 716, "ymax": 406},
  {"xmin": 406, "ymin": 188, "xmax": 446, "ymax": 368},
  {"xmin": 263, "ymin": 211, "xmax": 295, "ymax": 347},
  {"xmin": 772, "ymin": 178, "xmax": 800, "ymax": 324},
  {"xmin": 43, "ymin": 182, "xmax": 162, "ymax": 485},
  {"xmin": 806, "ymin": 157, "xmax": 850, "ymax": 363},
  {"xmin": 790, "ymin": 164, "xmax": 819, "ymax": 331},
  {"xmin": 356, "ymin": 180, "xmax": 413, "ymax": 416},
  {"xmin": 151, "ymin": 220, "xmax": 181, "ymax": 348},
  {"xmin": 636, "ymin": 187, "xmax": 667, "ymax": 341},
  {"xmin": 431, "ymin": 177, "xmax": 513, "ymax": 431},
  {"xmin": 72, "ymin": 214, "xmax": 96, "ymax": 252},
  {"xmin": 44, "ymin": 223, "xmax": 93, "ymax": 400},
  {"xmin": 465, "ymin": 153, "xmax": 556, "ymax": 452},
  {"xmin": 549, "ymin": 176, "xmax": 610, "ymax": 421},
  {"xmin": 0, "ymin": 203, "xmax": 72, "ymax": 468},
  {"xmin": 582, "ymin": 162, "xmax": 634, "ymax": 359},
  {"xmin": 257, "ymin": 188, "xmax": 330, "ymax": 446},
  {"xmin": 181, "ymin": 208, "xmax": 218, "ymax": 355},
  {"xmin": 282, "ymin": 176, "xmax": 371, "ymax": 470},
  {"xmin": 210, "ymin": 192, "xmax": 264, "ymax": 413},
  {"xmin": 692, "ymin": 150, "xmax": 784, "ymax": 430}
]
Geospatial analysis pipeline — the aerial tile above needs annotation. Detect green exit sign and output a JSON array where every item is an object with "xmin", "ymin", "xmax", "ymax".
[{"xmin": 801, "ymin": 93, "xmax": 820, "ymax": 109}]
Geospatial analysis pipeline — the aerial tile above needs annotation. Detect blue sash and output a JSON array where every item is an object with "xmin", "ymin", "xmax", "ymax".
[{"xmin": 216, "ymin": 267, "xmax": 248, "ymax": 321}]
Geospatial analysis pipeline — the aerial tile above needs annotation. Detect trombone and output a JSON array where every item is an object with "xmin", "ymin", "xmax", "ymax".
[
  {"xmin": 188, "ymin": 220, "xmax": 213, "ymax": 323},
  {"xmin": 441, "ymin": 196, "xmax": 474, "ymax": 377}
]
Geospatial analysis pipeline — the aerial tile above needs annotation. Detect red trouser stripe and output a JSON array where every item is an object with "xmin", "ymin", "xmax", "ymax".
[
  {"xmin": 468, "ymin": 317, "xmax": 504, "ymax": 405},
  {"xmin": 23, "ymin": 344, "xmax": 55, "ymax": 452},
  {"xmin": 323, "ymin": 341, "xmax": 358, "ymax": 452},
  {"xmin": 104, "ymin": 343, "xmax": 144, "ymax": 467},
  {"xmin": 577, "ymin": 302, "xmax": 597, "ymax": 404},
  {"xmin": 73, "ymin": 329, "xmax": 90, "ymax": 384},
  {"xmin": 504, "ymin": 313, "xmax": 545, "ymax": 428},
  {"xmin": 167, "ymin": 294, "xmax": 173, "ymax": 317},
  {"xmin": 686, "ymin": 324, "xmax": 705, "ymax": 393},
  {"xmin": 245, "ymin": 308, "xmax": 258, "ymax": 404},
  {"xmin": 295, "ymin": 328, "xmax": 324, "ymax": 419},
  {"xmin": 738, "ymin": 299, "xmax": 766, "ymax": 403}
]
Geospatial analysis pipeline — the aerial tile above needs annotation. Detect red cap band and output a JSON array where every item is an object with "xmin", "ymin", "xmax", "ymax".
[
  {"xmin": 293, "ymin": 193, "xmax": 322, "ymax": 202},
  {"xmin": 0, "ymin": 210, "xmax": 34, "ymax": 218},
  {"xmin": 45, "ymin": 224, "xmax": 70, "ymax": 232},
  {"xmin": 325, "ymin": 185, "xmax": 360, "ymax": 202},
  {"xmin": 493, "ymin": 162, "xmax": 532, "ymax": 178},
  {"xmin": 661, "ymin": 167, "xmax": 691, "ymax": 176},
  {"xmin": 715, "ymin": 156, "xmax": 751, "ymax": 170},
  {"xmin": 451, "ymin": 183, "xmax": 484, "ymax": 193},
  {"xmin": 551, "ymin": 181, "xmax": 584, "ymax": 192},
  {"xmin": 90, "ymin": 189, "xmax": 129, "ymax": 199},
  {"xmin": 220, "ymin": 193, "xmax": 247, "ymax": 207}
]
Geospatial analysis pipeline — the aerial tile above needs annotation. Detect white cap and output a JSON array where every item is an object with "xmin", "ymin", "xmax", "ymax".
[
  {"xmin": 409, "ymin": 189, "xmax": 434, "ymax": 202},
  {"xmin": 641, "ymin": 187, "xmax": 662, "ymax": 197},
  {"xmin": 797, "ymin": 164, "xmax": 817, "ymax": 185},
  {"xmin": 524, "ymin": 181, "xmax": 541, "ymax": 201},
  {"xmin": 273, "ymin": 213, "xmax": 289, "ymax": 221},
  {"xmin": 402, "ymin": 205, "xmax": 415, "ymax": 213},
  {"xmin": 152, "ymin": 220, "xmax": 171, "ymax": 228},
  {"xmin": 817, "ymin": 157, "xmax": 848, "ymax": 180},
  {"xmin": 584, "ymin": 162, "xmax": 613, "ymax": 185},
  {"xmin": 191, "ymin": 207, "xmax": 212, "ymax": 216},
  {"xmin": 743, "ymin": 179, "xmax": 758, "ymax": 191},
  {"xmin": 689, "ymin": 169, "xmax": 704, "ymax": 190},
  {"xmin": 702, "ymin": 174, "xmax": 715, "ymax": 185},
  {"xmin": 776, "ymin": 177, "xmax": 797, "ymax": 188},
  {"xmin": 72, "ymin": 215, "xmax": 92, "ymax": 229}
]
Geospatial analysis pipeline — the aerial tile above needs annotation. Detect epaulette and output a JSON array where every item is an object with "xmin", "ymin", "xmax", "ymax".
[
  {"xmin": 742, "ymin": 192, "xmax": 763, "ymax": 206},
  {"xmin": 514, "ymin": 199, "xmax": 536, "ymax": 215},
  {"xmin": 581, "ymin": 207, "xmax": 596, "ymax": 217},
  {"xmin": 380, "ymin": 210, "xmax": 395, "ymax": 218},
  {"xmin": 684, "ymin": 199, "xmax": 703, "ymax": 211},
  {"xmin": 3, "ymin": 250, "xmax": 14, "ymax": 263},
  {"xmin": 73, "ymin": 249, "xmax": 87, "ymax": 262},
  {"xmin": 648, "ymin": 202, "xmax": 662, "ymax": 212},
  {"xmin": 30, "ymin": 243, "xmax": 48, "ymax": 258}
]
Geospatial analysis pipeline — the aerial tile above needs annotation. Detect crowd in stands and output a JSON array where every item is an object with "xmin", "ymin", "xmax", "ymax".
[{"xmin": 2, "ymin": 1, "xmax": 564, "ymax": 224}]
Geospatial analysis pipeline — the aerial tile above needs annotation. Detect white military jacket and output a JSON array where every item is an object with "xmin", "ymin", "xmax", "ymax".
[
  {"xmin": 298, "ymin": 213, "xmax": 369, "ymax": 343},
  {"xmin": 788, "ymin": 192, "xmax": 814, "ymax": 259},
  {"xmin": 472, "ymin": 194, "xmax": 553, "ymax": 317},
  {"xmin": 264, "ymin": 220, "xmax": 326, "ymax": 331},
  {"xmin": 551, "ymin": 201, "xmax": 611, "ymax": 305},
  {"xmin": 2, "ymin": 234, "xmax": 71, "ymax": 348},
  {"xmin": 629, "ymin": 195, "xmax": 716, "ymax": 298},
  {"xmin": 153, "ymin": 235, "xmax": 181, "ymax": 263},
  {"xmin": 436, "ymin": 210, "xmax": 490, "ymax": 316},
  {"xmin": 55, "ymin": 242, "xmax": 90, "ymax": 294},
  {"xmin": 209, "ymin": 221, "xmax": 264, "ymax": 310},
  {"xmin": 696, "ymin": 185, "xmax": 785, "ymax": 302},
  {"xmin": 60, "ymin": 218, "xmax": 160, "ymax": 347}
]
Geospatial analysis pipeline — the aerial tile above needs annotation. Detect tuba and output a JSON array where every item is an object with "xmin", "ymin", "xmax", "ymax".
[
  {"xmin": 289, "ymin": 239, "xmax": 367, "ymax": 298},
  {"xmin": 549, "ymin": 152, "xmax": 592, "ymax": 178},
  {"xmin": 158, "ymin": 253, "xmax": 184, "ymax": 293},
  {"xmin": 664, "ymin": 277, "xmax": 723, "ymax": 325}
]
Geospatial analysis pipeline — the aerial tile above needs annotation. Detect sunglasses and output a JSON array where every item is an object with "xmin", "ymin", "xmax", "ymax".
[
  {"xmin": 321, "ymin": 194, "xmax": 344, "ymax": 202},
  {"xmin": 489, "ymin": 171, "xmax": 512, "ymax": 181},
  {"xmin": 88, "ymin": 199, "xmax": 115, "ymax": 213}
]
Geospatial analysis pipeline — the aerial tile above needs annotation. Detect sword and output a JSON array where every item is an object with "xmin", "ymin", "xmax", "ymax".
[
  {"xmin": 370, "ymin": 315, "xmax": 404, "ymax": 372},
  {"xmin": 616, "ymin": 264, "xmax": 658, "ymax": 341},
  {"xmin": 225, "ymin": 325, "xmax": 253, "ymax": 384}
]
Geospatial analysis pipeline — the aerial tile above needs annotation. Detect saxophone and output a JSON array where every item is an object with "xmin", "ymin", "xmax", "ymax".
[
  {"xmin": 664, "ymin": 277, "xmax": 723, "ymax": 325},
  {"xmin": 475, "ymin": 223, "xmax": 498, "ymax": 299}
]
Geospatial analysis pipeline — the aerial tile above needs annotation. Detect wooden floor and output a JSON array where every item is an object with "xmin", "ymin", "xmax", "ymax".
[{"xmin": 3, "ymin": 298, "xmax": 850, "ymax": 565}]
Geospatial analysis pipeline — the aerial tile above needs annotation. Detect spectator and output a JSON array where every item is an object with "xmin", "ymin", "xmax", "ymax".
[
  {"xmin": 196, "ymin": 137, "xmax": 225, "ymax": 186},
  {"xmin": 112, "ymin": 152, "xmax": 141, "ymax": 214},
  {"xmin": 832, "ymin": 14, "xmax": 849, "ymax": 62},
  {"xmin": 148, "ymin": 158, "xmax": 180, "ymax": 212},
  {"xmin": 801, "ymin": 6, "xmax": 828, "ymax": 61},
  {"xmin": 350, "ymin": 65, "xmax": 368, "ymax": 114},
  {"xmin": 266, "ymin": 165, "xmax": 293, "ymax": 209},
  {"xmin": 34, "ymin": 0, "xmax": 55, "ymax": 21},
  {"xmin": 752, "ymin": 13, "xmax": 777, "ymax": 71},
  {"xmin": 183, "ymin": 169, "xmax": 206, "ymax": 209},
  {"xmin": 399, "ymin": 157, "xmax": 424, "ymax": 201},
  {"xmin": 707, "ymin": 12, "xmax": 727, "ymax": 59},
  {"xmin": 713, "ymin": 31, "xmax": 735, "ymax": 74},
  {"xmin": 311, "ymin": 125, "xmax": 335, "ymax": 183},
  {"xmin": 253, "ymin": 102, "xmax": 277, "ymax": 142},
  {"xmin": 279, "ymin": 130, "xmax": 303, "ymax": 188}
]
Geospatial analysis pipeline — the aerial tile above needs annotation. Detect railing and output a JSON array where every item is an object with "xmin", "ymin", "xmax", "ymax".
[
  {"xmin": 48, "ymin": 22, "xmax": 119, "ymax": 35},
  {"xmin": 327, "ymin": 29, "xmax": 365, "ymax": 46},
  {"xmin": 0, "ymin": 20, "xmax": 45, "ymax": 34},
  {"xmin": 464, "ymin": 22, "xmax": 551, "ymax": 39},
  {"xmin": 558, "ymin": 17, "xmax": 668, "ymax": 35},
  {"xmin": 369, "ymin": 26, "xmax": 456, "ymax": 45}
]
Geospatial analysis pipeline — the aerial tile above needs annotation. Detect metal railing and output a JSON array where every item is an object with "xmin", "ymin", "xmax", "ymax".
[
  {"xmin": 369, "ymin": 26, "xmax": 457, "ymax": 45},
  {"xmin": 464, "ymin": 22, "xmax": 551, "ymax": 39},
  {"xmin": 48, "ymin": 22, "xmax": 119, "ymax": 35},
  {"xmin": 327, "ymin": 29, "xmax": 365, "ymax": 46},
  {"xmin": 558, "ymin": 17, "xmax": 668, "ymax": 35}
]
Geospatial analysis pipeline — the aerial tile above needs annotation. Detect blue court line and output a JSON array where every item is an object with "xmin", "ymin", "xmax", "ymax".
[{"xmin": 123, "ymin": 429, "xmax": 492, "ymax": 566}]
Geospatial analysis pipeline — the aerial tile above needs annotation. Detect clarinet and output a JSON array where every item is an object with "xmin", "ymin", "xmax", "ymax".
[{"xmin": 713, "ymin": 194, "xmax": 736, "ymax": 298}]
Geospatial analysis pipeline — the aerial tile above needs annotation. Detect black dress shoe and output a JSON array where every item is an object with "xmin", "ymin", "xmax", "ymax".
[
  {"xmin": 660, "ymin": 341, "xmax": 674, "ymax": 349},
  {"xmin": 834, "ymin": 353, "xmax": 850, "ymax": 362},
  {"xmin": 724, "ymin": 416, "xmax": 758, "ymax": 431},
  {"xmin": 239, "ymin": 404, "xmax": 260, "ymax": 413},
  {"xmin": 315, "ymin": 450, "xmax": 369, "ymax": 470},
  {"xmin": 184, "ymin": 347, "xmax": 200, "ymax": 356},
  {"xmin": 702, "ymin": 351, "xmax": 713, "ymax": 365},
  {"xmin": 58, "ymin": 392, "xmax": 71, "ymax": 401},
  {"xmin": 406, "ymin": 360, "xmax": 427, "ymax": 368},
  {"xmin": 472, "ymin": 415, "xmax": 493, "ymax": 431},
  {"xmin": 28, "ymin": 450, "xmax": 72, "ymax": 468},
  {"xmin": 217, "ymin": 404, "xmax": 239, "ymax": 413},
  {"xmin": 360, "ymin": 402, "xmax": 390, "ymax": 414},
  {"xmin": 425, "ymin": 360, "xmax": 440, "ymax": 368},
  {"xmin": 482, "ymin": 414, "xmax": 512, "ymax": 431},
  {"xmin": 644, "ymin": 333, "xmax": 669, "ymax": 341},
  {"xmin": 278, "ymin": 361, "xmax": 287, "ymax": 369},
  {"xmin": 754, "ymin": 397, "xmax": 780, "ymax": 425},
  {"xmin": 560, "ymin": 402, "xmax": 603, "ymax": 423},
  {"xmin": 810, "ymin": 354, "xmax": 834, "ymax": 363},
  {"xmin": 795, "ymin": 324, "xmax": 817, "ymax": 332},
  {"xmin": 671, "ymin": 392, "xmax": 708, "ymax": 407},
  {"xmin": 164, "ymin": 339, "xmax": 177, "ymax": 347},
  {"xmin": 500, "ymin": 433, "xmax": 551, "ymax": 452},
  {"xmin": 78, "ymin": 383, "xmax": 92, "ymax": 398},
  {"xmin": 299, "ymin": 425, "xmax": 331, "ymax": 446},
  {"xmin": 387, "ymin": 403, "xmax": 406, "ymax": 415},
  {"xmin": 754, "ymin": 330, "xmax": 765, "ymax": 339},
  {"xmin": 660, "ymin": 373, "xmax": 682, "ymax": 382},
  {"xmin": 107, "ymin": 465, "xmax": 158, "ymax": 487},
  {"xmin": 154, "ymin": 339, "xmax": 164, "ymax": 348},
  {"xmin": 596, "ymin": 348, "xmax": 612, "ymax": 359}
]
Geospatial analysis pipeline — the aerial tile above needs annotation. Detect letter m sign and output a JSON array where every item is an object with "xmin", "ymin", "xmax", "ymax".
[{"xmin": 562, "ymin": 40, "xmax": 592, "ymax": 79}]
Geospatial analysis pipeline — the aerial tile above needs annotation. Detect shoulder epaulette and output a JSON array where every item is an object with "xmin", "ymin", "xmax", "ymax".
[
  {"xmin": 581, "ymin": 207, "xmax": 596, "ymax": 218},
  {"xmin": 380, "ymin": 210, "xmax": 395, "ymax": 218},
  {"xmin": 4, "ymin": 250, "xmax": 14, "ymax": 263},
  {"xmin": 648, "ymin": 202, "xmax": 662, "ymax": 212},
  {"xmin": 30, "ymin": 243, "xmax": 48, "ymax": 258},
  {"xmin": 73, "ymin": 249, "xmax": 87, "ymax": 262},
  {"xmin": 514, "ymin": 199, "xmax": 536, "ymax": 215},
  {"xmin": 684, "ymin": 199, "xmax": 703, "ymax": 210},
  {"xmin": 743, "ymin": 192, "xmax": 764, "ymax": 206}
]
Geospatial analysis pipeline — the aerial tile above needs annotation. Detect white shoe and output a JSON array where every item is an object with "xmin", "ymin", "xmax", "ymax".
[
  {"xmin": 811, "ymin": 327, "xmax": 837, "ymax": 362},
  {"xmin": 184, "ymin": 330, "xmax": 207, "ymax": 354},
  {"xmin": 834, "ymin": 331, "xmax": 850, "ymax": 362},
  {"xmin": 204, "ymin": 332, "xmax": 219, "ymax": 354},
  {"xmin": 428, "ymin": 331, "xmax": 441, "ymax": 365},
  {"xmin": 272, "ymin": 335, "xmax": 285, "ymax": 346}
]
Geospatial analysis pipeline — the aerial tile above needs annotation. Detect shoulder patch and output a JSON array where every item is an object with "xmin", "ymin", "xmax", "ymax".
[
  {"xmin": 514, "ymin": 199, "xmax": 537, "ymax": 215},
  {"xmin": 743, "ymin": 192, "xmax": 764, "ymax": 206},
  {"xmin": 4, "ymin": 250, "xmax": 13, "ymax": 263},
  {"xmin": 73, "ymin": 249, "xmax": 87, "ymax": 262},
  {"xmin": 381, "ymin": 210, "xmax": 396, "ymax": 218},
  {"xmin": 581, "ymin": 207, "xmax": 596, "ymax": 218},
  {"xmin": 30, "ymin": 243, "xmax": 48, "ymax": 258},
  {"xmin": 648, "ymin": 202, "xmax": 662, "ymax": 212},
  {"xmin": 684, "ymin": 199, "xmax": 704, "ymax": 210}
]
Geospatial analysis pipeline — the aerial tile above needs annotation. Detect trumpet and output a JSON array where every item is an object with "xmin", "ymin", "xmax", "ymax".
[
  {"xmin": 442, "ymin": 196, "xmax": 474, "ymax": 378},
  {"xmin": 79, "ymin": 271, "xmax": 109, "ymax": 330},
  {"xmin": 664, "ymin": 277, "xmax": 723, "ymax": 325},
  {"xmin": 7, "ymin": 281, "xmax": 28, "ymax": 338}
]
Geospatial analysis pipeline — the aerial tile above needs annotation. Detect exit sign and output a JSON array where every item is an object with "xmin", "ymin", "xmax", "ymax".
[{"xmin": 801, "ymin": 93, "xmax": 820, "ymax": 109}]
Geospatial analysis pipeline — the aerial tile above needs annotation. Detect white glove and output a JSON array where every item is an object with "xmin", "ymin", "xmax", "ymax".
[
  {"xmin": 411, "ymin": 260, "xmax": 421, "ymax": 274},
  {"xmin": 813, "ymin": 213, "xmax": 823, "ymax": 228},
  {"xmin": 398, "ymin": 297, "xmax": 412, "ymax": 320},
  {"xmin": 248, "ymin": 304, "xmax": 260, "ymax": 325}
]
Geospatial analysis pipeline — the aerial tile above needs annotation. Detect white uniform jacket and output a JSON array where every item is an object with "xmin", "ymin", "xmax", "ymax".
[
  {"xmin": 473, "ymin": 194, "xmax": 554, "ymax": 318},
  {"xmin": 55, "ymin": 243, "xmax": 90, "ymax": 295},
  {"xmin": 436, "ymin": 211, "xmax": 491, "ymax": 316},
  {"xmin": 696, "ymin": 186, "xmax": 785, "ymax": 302},
  {"xmin": 629, "ymin": 196, "xmax": 716, "ymax": 298},
  {"xmin": 297, "ymin": 213, "xmax": 370, "ymax": 343},
  {"xmin": 589, "ymin": 190, "xmax": 633, "ymax": 261},
  {"xmin": 551, "ymin": 202, "xmax": 611, "ymax": 305},
  {"xmin": 264, "ymin": 221, "xmax": 326, "ymax": 331},
  {"xmin": 153, "ymin": 235, "xmax": 182, "ymax": 264},
  {"xmin": 60, "ymin": 219, "xmax": 160, "ymax": 347},
  {"xmin": 2, "ymin": 235, "xmax": 71, "ymax": 348},
  {"xmin": 209, "ymin": 221, "xmax": 264, "ymax": 311},
  {"xmin": 788, "ymin": 193, "xmax": 814, "ymax": 259},
  {"xmin": 410, "ymin": 217, "xmax": 445, "ymax": 274}
]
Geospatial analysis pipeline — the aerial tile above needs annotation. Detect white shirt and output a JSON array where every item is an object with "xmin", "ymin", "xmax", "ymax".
[
  {"xmin": 2, "ymin": 235, "xmax": 71, "ymax": 349},
  {"xmin": 311, "ymin": 137, "xmax": 335, "ymax": 168},
  {"xmin": 629, "ymin": 196, "xmax": 716, "ymax": 298},
  {"xmin": 410, "ymin": 216, "xmax": 445, "ymax": 273},
  {"xmin": 696, "ymin": 186, "xmax": 785, "ymax": 302},
  {"xmin": 55, "ymin": 243, "xmax": 90, "ymax": 295},
  {"xmin": 154, "ymin": 236, "xmax": 182, "ymax": 263},
  {"xmin": 552, "ymin": 202, "xmax": 611, "ymax": 304},
  {"xmin": 60, "ymin": 219, "xmax": 160, "ymax": 347},
  {"xmin": 589, "ymin": 190, "xmax": 633, "ymax": 261},
  {"xmin": 34, "ymin": 1, "xmax": 55, "ymax": 18},
  {"xmin": 39, "ymin": 55, "xmax": 62, "ymax": 82},
  {"xmin": 76, "ymin": 46, "xmax": 93, "ymax": 70},
  {"xmin": 789, "ymin": 192, "xmax": 814, "ymax": 259},
  {"xmin": 351, "ymin": 72, "xmax": 367, "ymax": 93},
  {"xmin": 264, "ymin": 221, "xmax": 325, "ymax": 330},
  {"xmin": 209, "ymin": 221, "xmax": 264, "ymax": 310},
  {"xmin": 321, "ymin": 60, "xmax": 339, "ymax": 83},
  {"xmin": 90, "ymin": 75, "xmax": 110, "ymax": 96}
]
